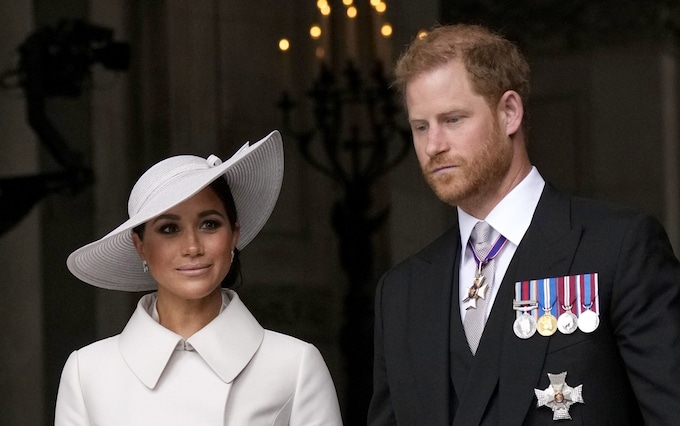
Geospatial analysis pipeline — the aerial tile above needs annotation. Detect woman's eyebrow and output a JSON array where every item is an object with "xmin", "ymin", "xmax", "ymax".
[{"xmin": 151, "ymin": 213, "xmax": 180, "ymax": 224}]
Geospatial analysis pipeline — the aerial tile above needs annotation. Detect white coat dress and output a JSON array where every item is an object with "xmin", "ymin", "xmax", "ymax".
[{"xmin": 55, "ymin": 289, "xmax": 343, "ymax": 425}]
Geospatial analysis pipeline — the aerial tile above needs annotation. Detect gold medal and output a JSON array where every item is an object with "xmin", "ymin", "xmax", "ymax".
[
  {"xmin": 537, "ymin": 313, "xmax": 557, "ymax": 336},
  {"xmin": 535, "ymin": 278, "xmax": 558, "ymax": 336}
]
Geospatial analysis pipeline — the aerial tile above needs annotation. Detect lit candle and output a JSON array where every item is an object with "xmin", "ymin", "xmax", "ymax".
[
  {"xmin": 278, "ymin": 38, "xmax": 291, "ymax": 90},
  {"xmin": 318, "ymin": 1, "xmax": 330, "ymax": 64},
  {"xmin": 346, "ymin": 5, "xmax": 358, "ymax": 60},
  {"xmin": 373, "ymin": 1, "xmax": 392, "ymax": 66},
  {"xmin": 320, "ymin": 14, "xmax": 329, "ymax": 64}
]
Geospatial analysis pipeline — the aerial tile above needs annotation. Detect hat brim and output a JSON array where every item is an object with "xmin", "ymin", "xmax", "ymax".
[{"xmin": 67, "ymin": 130, "xmax": 284, "ymax": 291}]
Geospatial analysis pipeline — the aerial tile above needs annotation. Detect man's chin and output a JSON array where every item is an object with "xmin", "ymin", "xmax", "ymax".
[{"xmin": 430, "ymin": 185, "xmax": 466, "ymax": 206}]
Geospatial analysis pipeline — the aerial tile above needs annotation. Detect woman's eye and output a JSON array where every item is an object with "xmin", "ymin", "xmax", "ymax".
[
  {"xmin": 158, "ymin": 223, "xmax": 179, "ymax": 234},
  {"xmin": 201, "ymin": 220, "xmax": 222, "ymax": 230}
]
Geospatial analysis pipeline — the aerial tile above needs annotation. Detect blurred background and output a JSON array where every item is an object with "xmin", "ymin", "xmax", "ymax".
[{"xmin": 1, "ymin": 1, "xmax": 679, "ymax": 425}]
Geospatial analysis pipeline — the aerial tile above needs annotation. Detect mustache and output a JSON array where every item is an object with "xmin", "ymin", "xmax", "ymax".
[{"xmin": 424, "ymin": 155, "xmax": 464, "ymax": 171}]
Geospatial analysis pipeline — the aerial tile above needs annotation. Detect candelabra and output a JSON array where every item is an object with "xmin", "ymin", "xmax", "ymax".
[
  {"xmin": 0, "ymin": 19, "xmax": 129, "ymax": 236},
  {"xmin": 279, "ymin": 59, "xmax": 410, "ymax": 424}
]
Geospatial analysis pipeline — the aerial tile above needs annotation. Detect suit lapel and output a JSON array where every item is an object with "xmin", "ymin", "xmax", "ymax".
[
  {"xmin": 408, "ymin": 227, "xmax": 460, "ymax": 424},
  {"xmin": 453, "ymin": 185, "xmax": 584, "ymax": 425}
]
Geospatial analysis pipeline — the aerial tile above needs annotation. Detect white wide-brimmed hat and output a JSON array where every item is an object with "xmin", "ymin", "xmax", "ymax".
[{"xmin": 67, "ymin": 130, "xmax": 284, "ymax": 292}]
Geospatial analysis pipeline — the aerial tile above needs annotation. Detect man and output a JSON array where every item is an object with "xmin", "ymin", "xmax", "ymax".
[{"xmin": 368, "ymin": 24, "xmax": 680, "ymax": 425}]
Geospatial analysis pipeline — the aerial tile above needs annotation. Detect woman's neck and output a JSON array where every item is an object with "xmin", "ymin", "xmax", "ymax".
[{"xmin": 156, "ymin": 288, "xmax": 223, "ymax": 339}]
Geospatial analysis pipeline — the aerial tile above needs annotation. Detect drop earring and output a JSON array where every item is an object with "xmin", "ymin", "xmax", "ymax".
[
  {"xmin": 143, "ymin": 260, "xmax": 149, "ymax": 273},
  {"xmin": 230, "ymin": 250, "xmax": 235, "ymax": 262}
]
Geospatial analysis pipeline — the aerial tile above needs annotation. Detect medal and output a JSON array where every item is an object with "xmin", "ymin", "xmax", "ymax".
[
  {"xmin": 557, "ymin": 275, "xmax": 578, "ymax": 334},
  {"xmin": 514, "ymin": 312, "xmax": 537, "ymax": 339},
  {"xmin": 557, "ymin": 311, "xmax": 578, "ymax": 334},
  {"xmin": 577, "ymin": 273, "xmax": 600, "ymax": 333},
  {"xmin": 462, "ymin": 270, "xmax": 489, "ymax": 309},
  {"xmin": 577, "ymin": 309, "xmax": 599, "ymax": 333},
  {"xmin": 534, "ymin": 371, "xmax": 584, "ymax": 420},
  {"xmin": 537, "ymin": 313, "xmax": 557, "ymax": 336},
  {"xmin": 536, "ymin": 278, "xmax": 558, "ymax": 336},
  {"xmin": 513, "ymin": 280, "xmax": 538, "ymax": 339},
  {"xmin": 464, "ymin": 231, "xmax": 507, "ymax": 309},
  {"xmin": 514, "ymin": 273, "xmax": 601, "ymax": 337}
]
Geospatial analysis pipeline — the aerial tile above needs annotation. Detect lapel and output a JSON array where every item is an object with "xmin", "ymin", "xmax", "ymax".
[
  {"xmin": 119, "ymin": 290, "xmax": 264, "ymax": 389},
  {"xmin": 407, "ymin": 226, "xmax": 461, "ymax": 424},
  {"xmin": 452, "ymin": 185, "xmax": 584, "ymax": 425}
]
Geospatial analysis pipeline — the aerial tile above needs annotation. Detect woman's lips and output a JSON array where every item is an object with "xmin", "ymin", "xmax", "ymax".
[{"xmin": 176, "ymin": 264, "xmax": 211, "ymax": 276}]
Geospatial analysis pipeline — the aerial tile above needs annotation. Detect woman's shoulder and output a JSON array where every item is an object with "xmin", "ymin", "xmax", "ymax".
[
  {"xmin": 258, "ymin": 330, "xmax": 328, "ymax": 364},
  {"xmin": 249, "ymin": 331, "xmax": 334, "ymax": 386},
  {"xmin": 67, "ymin": 334, "xmax": 122, "ymax": 367},
  {"xmin": 261, "ymin": 329, "xmax": 315, "ymax": 351},
  {"xmin": 75, "ymin": 334, "xmax": 120, "ymax": 353}
]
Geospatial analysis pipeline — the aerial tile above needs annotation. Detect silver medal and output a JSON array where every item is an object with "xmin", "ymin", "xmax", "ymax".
[
  {"xmin": 557, "ymin": 311, "xmax": 578, "ymax": 334},
  {"xmin": 577, "ymin": 309, "xmax": 599, "ymax": 333},
  {"xmin": 513, "ymin": 313, "xmax": 537, "ymax": 339}
]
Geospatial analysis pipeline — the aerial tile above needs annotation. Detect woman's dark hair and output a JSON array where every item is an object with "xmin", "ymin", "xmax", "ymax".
[{"xmin": 132, "ymin": 176, "xmax": 242, "ymax": 289}]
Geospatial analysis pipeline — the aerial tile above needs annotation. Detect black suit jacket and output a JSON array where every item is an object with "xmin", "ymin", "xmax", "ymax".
[{"xmin": 368, "ymin": 184, "xmax": 680, "ymax": 425}]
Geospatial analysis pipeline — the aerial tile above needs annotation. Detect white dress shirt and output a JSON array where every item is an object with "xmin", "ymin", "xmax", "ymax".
[{"xmin": 458, "ymin": 167, "xmax": 545, "ymax": 322}]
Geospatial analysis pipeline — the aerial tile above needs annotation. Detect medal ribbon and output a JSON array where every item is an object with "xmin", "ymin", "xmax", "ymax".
[
  {"xmin": 538, "ymin": 278, "xmax": 558, "ymax": 317},
  {"xmin": 529, "ymin": 280, "xmax": 539, "ymax": 320},
  {"xmin": 467, "ymin": 234, "xmax": 508, "ymax": 274},
  {"xmin": 557, "ymin": 275, "xmax": 577, "ymax": 316},
  {"xmin": 514, "ymin": 282, "xmax": 523, "ymax": 319},
  {"xmin": 514, "ymin": 280, "xmax": 538, "ymax": 320},
  {"xmin": 579, "ymin": 273, "xmax": 599, "ymax": 315}
]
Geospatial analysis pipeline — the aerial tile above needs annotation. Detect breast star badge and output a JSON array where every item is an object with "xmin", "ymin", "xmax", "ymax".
[{"xmin": 534, "ymin": 372, "xmax": 584, "ymax": 420}]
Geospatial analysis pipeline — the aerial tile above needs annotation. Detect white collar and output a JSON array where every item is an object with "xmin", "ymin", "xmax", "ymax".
[
  {"xmin": 118, "ymin": 289, "xmax": 264, "ymax": 389},
  {"xmin": 458, "ymin": 166, "xmax": 545, "ymax": 246}
]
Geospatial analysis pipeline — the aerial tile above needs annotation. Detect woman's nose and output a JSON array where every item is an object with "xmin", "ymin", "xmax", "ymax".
[{"xmin": 183, "ymin": 230, "xmax": 203, "ymax": 256}]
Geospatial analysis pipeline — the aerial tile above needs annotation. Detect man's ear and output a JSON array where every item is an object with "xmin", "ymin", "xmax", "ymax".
[{"xmin": 497, "ymin": 90, "xmax": 524, "ymax": 136}]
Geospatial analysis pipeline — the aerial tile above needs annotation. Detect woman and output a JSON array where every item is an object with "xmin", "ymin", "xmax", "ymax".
[{"xmin": 55, "ymin": 130, "xmax": 343, "ymax": 425}]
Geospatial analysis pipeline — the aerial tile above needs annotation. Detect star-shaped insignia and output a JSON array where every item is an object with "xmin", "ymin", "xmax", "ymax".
[
  {"xmin": 476, "ymin": 282, "xmax": 489, "ymax": 299},
  {"xmin": 534, "ymin": 372, "xmax": 584, "ymax": 420},
  {"xmin": 463, "ymin": 275, "xmax": 489, "ymax": 309}
]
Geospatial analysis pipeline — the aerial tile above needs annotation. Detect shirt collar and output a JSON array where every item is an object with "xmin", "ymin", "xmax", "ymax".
[
  {"xmin": 458, "ymin": 166, "xmax": 545, "ymax": 246},
  {"xmin": 119, "ymin": 289, "xmax": 264, "ymax": 389}
]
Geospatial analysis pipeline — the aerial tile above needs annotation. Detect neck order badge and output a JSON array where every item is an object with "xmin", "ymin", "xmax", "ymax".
[{"xmin": 463, "ymin": 223, "xmax": 508, "ymax": 310}]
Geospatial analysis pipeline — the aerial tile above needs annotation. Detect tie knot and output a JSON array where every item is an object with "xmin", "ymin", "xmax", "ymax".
[
  {"xmin": 470, "ymin": 221, "xmax": 492, "ymax": 252},
  {"xmin": 471, "ymin": 221, "xmax": 492, "ymax": 243}
]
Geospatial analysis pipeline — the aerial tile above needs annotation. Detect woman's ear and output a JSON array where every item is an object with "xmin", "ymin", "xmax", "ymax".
[
  {"xmin": 131, "ymin": 231, "xmax": 145, "ymax": 260},
  {"xmin": 497, "ymin": 90, "xmax": 524, "ymax": 136},
  {"xmin": 232, "ymin": 222, "xmax": 241, "ymax": 248}
]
